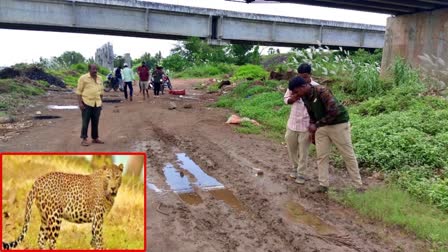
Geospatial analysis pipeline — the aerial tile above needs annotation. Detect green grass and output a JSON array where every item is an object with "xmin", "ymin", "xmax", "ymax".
[
  {"xmin": 332, "ymin": 186, "xmax": 448, "ymax": 251},
  {"xmin": 0, "ymin": 78, "xmax": 46, "ymax": 113},
  {"xmin": 173, "ymin": 63, "xmax": 237, "ymax": 78},
  {"xmin": 234, "ymin": 121, "xmax": 262, "ymax": 134},
  {"xmin": 207, "ymin": 83, "xmax": 220, "ymax": 93}
]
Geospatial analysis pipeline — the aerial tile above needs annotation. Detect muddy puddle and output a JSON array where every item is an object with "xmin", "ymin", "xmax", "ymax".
[
  {"xmin": 147, "ymin": 182, "xmax": 162, "ymax": 193},
  {"xmin": 47, "ymin": 105, "xmax": 78, "ymax": 110},
  {"xmin": 163, "ymin": 163, "xmax": 194, "ymax": 193},
  {"xmin": 159, "ymin": 153, "xmax": 245, "ymax": 211},
  {"xmin": 209, "ymin": 189, "xmax": 245, "ymax": 211},
  {"xmin": 176, "ymin": 153, "xmax": 224, "ymax": 190},
  {"xmin": 286, "ymin": 201, "xmax": 336, "ymax": 235},
  {"xmin": 32, "ymin": 115, "xmax": 61, "ymax": 120}
]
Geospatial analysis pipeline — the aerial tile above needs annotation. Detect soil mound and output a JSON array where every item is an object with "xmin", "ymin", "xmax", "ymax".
[{"xmin": 0, "ymin": 65, "xmax": 66, "ymax": 88}]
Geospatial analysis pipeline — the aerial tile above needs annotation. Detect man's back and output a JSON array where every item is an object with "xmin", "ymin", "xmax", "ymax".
[{"xmin": 137, "ymin": 65, "xmax": 149, "ymax": 81}]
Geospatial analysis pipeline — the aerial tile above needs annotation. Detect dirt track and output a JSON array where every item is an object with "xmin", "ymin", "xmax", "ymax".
[{"xmin": 0, "ymin": 79, "xmax": 430, "ymax": 251}]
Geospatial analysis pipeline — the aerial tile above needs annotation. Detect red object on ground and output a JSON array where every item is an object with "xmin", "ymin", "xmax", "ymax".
[{"xmin": 169, "ymin": 89, "xmax": 186, "ymax": 95}]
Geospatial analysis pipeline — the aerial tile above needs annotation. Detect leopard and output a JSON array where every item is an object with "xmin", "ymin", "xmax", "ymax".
[{"xmin": 2, "ymin": 163, "xmax": 123, "ymax": 250}]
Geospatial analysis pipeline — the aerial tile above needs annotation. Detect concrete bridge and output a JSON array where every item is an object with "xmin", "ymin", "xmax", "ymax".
[
  {"xmin": 245, "ymin": 0, "xmax": 448, "ymax": 75},
  {"xmin": 0, "ymin": 0, "xmax": 385, "ymax": 49}
]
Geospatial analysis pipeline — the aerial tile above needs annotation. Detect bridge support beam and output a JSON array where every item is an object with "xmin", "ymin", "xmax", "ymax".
[{"xmin": 381, "ymin": 8, "xmax": 448, "ymax": 85}]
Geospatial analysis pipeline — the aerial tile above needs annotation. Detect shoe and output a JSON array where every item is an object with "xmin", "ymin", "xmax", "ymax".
[
  {"xmin": 92, "ymin": 139, "xmax": 105, "ymax": 144},
  {"xmin": 309, "ymin": 185, "xmax": 328, "ymax": 193},
  {"xmin": 289, "ymin": 172, "xmax": 297, "ymax": 179},
  {"xmin": 130, "ymin": 97, "xmax": 133, "ymax": 101},
  {"xmin": 295, "ymin": 176, "xmax": 306, "ymax": 184},
  {"xmin": 81, "ymin": 139, "xmax": 90, "ymax": 146}
]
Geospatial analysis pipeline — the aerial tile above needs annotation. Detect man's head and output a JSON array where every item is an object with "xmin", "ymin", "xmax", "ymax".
[
  {"xmin": 297, "ymin": 63, "xmax": 312, "ymax": 84},
  {"xmin": 123, "ymin": 63, "xmax": 128, "ymax": 68},
  {"xmin": 88, "ymin": 64, "xmax": 98, "ymax": 78},
  {"xmin": 142, "ymin": 61, "xmax": 146, "ymax": 66},
  {"xmin": 288, "ymin": 76, "xmax": 310, "ymax": 98}
]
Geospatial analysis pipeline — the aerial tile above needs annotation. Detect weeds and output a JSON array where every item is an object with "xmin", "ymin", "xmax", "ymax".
[{"xmin": 332, "ymin": 185, "xmax": 448, "ymax": 251}]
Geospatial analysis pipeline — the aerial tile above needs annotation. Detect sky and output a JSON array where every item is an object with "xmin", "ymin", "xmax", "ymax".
[{"xmin": 0, "ymin": 0, "xmax": 390, "ymax": 67}]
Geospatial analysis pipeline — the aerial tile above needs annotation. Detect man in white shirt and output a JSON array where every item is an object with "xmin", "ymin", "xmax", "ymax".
[{"xmin": 284, "ymin": 63, "xmax": 319, "ymax": 184}]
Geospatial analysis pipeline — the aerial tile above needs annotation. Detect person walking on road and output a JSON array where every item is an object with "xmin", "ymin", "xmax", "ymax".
[
  {"xmin": 152, "ymin": 66, "xmax": 164, "ymax": 97},
  {"xmin": 137, "ymin": 62, "xmax": 150, "ymax": 100},
  {"xmin": 76, "ymin": 64, "xmax": 105, "ymax": 146},
  {"xmin": 122, "ymin": 63, "xmax": 134, "ymax": 101}
]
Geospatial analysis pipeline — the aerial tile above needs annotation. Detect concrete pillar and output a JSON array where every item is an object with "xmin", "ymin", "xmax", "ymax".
[{"xmin": 381, "ymin": 8, "xmax": 448, "ymax": 88}]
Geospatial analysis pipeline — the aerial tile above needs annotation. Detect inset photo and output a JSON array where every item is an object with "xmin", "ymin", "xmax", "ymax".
[{"xmin": 1, "ymin": 153, "xmax": 146, "ymax": 250}]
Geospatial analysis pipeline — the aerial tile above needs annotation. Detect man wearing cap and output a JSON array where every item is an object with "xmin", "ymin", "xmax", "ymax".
[
  {"xmin": 76, "ymin": 64, "xmax": 105, "ymax": 146},
  {"xmin": 122, "ymin": 63, "xmax": 134, "ymax": 101},
  {"xmin": 288, "ymin": 76, "xmax": 363, "ymax": 193}
]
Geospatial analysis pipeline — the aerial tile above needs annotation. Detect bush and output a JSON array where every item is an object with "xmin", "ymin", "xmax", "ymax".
[
  {"xmin": 231, "ymin": 64, "xmax": 268, "ymax": 81},
  {"xmin": 174, "ymin": 63, "xmax": 237, "ymax": 78}
]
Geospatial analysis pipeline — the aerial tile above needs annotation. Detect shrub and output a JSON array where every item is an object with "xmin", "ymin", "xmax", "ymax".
[{"xmin": 231, "ymin": 64, "xmax": 268, "ymax": 81}]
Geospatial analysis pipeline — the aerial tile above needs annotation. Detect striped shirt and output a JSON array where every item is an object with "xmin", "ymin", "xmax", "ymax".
[{"xmin": 284, "ymin": 80, "xmax": 319, "ymax": 132}]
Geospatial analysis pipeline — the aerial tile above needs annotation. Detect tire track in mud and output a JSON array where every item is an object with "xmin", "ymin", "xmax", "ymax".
[{"xmin": 146, "ymin": 123, "xmax": 361, "ymax": 252}]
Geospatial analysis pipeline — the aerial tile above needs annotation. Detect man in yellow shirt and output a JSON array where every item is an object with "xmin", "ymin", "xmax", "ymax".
[{"xmin": 76, "ymin": 64, "xmax": 105, "ymax": 146}]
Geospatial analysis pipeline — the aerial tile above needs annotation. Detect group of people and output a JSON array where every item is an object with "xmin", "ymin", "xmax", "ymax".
[
  {"xmin": 76, "ymin": 62, "xmax": 364, "ymax": 193},
  {"xmin": 284, "ymin": 63, "xmax": 363, "ymax": 193},
  {"xmin": 114, "ymin": 62, "xmax": 172, "ymax": 101}
]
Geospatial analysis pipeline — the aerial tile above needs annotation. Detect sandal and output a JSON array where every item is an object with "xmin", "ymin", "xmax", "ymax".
[
  {"xmin": 81, "ymin": 139, "xmax": 90, "ymax": 146},
  {"xmin": 92, "ymin": 139, "xmax": 105, "ymax": 144}
]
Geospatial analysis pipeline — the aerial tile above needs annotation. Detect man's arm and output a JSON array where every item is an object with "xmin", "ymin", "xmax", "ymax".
[
  {"xmin": 77, "ymin": 95, "xmax": 85, "ymax": 110},
  {"xmin": 76, "ymin": 76, "xmax": 85, "ymax": 110},
  {"xmin": 284, "ymin": 89, "xmax": 300, "ymax": 104}
]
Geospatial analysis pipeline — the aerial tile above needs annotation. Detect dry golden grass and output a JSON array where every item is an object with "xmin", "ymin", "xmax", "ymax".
[{"xmin": 2, "ymin": 155, "xmax": 145, "ymax": 249}]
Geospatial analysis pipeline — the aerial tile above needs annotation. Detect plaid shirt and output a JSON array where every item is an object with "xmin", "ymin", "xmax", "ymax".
[
  {"xmin": 303, "ymin": 85, "xmax": 349, "ymax": 127},
  {"xmin": 284, "ymin": 80, "xmax": 319, "ymax": 132}
]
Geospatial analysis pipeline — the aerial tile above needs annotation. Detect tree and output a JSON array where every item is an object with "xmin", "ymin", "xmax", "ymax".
[
  {"xmin": 229, "ymin": 44, "xmax": 254, "ymax": 65},
  {"xmin": 124, "ymin": 155, "xmax": 144, "ymax": 177},
  {"xmin": 154, "ymin": 51, "xmax": 162, "ymax": 65},
  {"xmin": 162, "ymin": 53, "xmax": 189, "ymax": 72},
  {"xmin": 114, "ymin": 55, "xmax": 125, "ymax": 68},
  {"xmin": 56, "ymin": 51, "xmax": 85, "ymax": 67}
]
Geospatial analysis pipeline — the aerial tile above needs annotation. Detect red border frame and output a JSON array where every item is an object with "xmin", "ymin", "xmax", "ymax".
[{"xmin": 1, "ymin": 152, "xmax": 147, "ymax": 252}]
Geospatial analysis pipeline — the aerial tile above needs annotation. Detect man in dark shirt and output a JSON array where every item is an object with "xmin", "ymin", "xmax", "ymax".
[
  {"xmin": 137, "ymin": 62, "xmax": 150, "ymax": 100},
  {"xmin": 288, "ymin": 76, "xmax": 363, "ymax": 193}
]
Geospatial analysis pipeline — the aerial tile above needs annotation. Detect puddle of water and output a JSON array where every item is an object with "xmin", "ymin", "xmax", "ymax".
[
  {"xmin": 176, "ymin": 153, "xmax": 224, "ymax": 190},
  {"xmin": 163, "ymin": 163, "xmax": 193, "ymax": 193},
  {"xmin": 102, "ymin": 99, "xmax": 122, "ymax": 103},
  {"xmin": 286, "ymin": 202, "xmax": 336, "ymax": 235},
  {"xmin": 32, "ymin": 115, "xmax": 61, "ymax": 120},
  {"xmin": 209, "ymin": 189, "xmax": 245, "ymax": 212},
  {"xmin": 147, "ymin": 182, "xmax": 162, "ymax": 193},
  {"xmin": 163, "ymin": 163, "xmax": 204, "ymax": 205},
  {"xmin": 47, "ymin": 105, "xmax": 78, "ymax": 110},
  {"xmin": 178, "ymin": 192, "xmax": 203, "ymax": 205}
]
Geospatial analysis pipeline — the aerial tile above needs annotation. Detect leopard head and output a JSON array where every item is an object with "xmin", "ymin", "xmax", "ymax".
[{"xmin": 102, "ymin": 163, "xmax": 123, "ymax": 197}]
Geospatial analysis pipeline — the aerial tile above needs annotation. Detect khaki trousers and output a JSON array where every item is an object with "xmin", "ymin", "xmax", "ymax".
[
  {"xmin": 315, "ymin": 122, "xmax": 363, "ymax": 187},
  {"xmin": 285, "ymin": 128, "xmax": 310, "ymax": 176}
]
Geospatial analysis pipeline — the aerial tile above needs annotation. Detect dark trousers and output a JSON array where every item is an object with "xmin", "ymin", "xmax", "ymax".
[
  {"xmin": 81, "ymin": 105, "xmax": 101, "ymax": 139},
  {"xmin": 153, "ymin": 82, "xmax": 161, "ymax": 96},
  {"xmin": 124, "ymin": 81, "xmax": 133, "ymax": 99}
]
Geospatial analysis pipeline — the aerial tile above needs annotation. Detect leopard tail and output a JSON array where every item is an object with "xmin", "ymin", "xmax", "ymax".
[{"xmin": 2, "ymin": 185, "xmax": 36, "ymax": 250}]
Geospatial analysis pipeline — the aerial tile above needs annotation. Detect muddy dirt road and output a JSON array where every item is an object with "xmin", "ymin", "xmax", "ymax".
[{"xmin": 1, "ymin": 79, "xmax": 429, "ymax": 251}]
